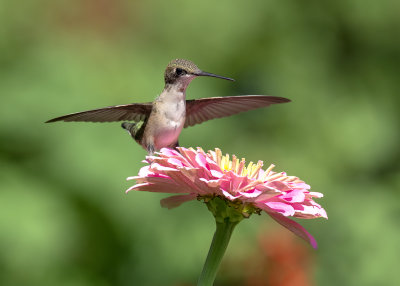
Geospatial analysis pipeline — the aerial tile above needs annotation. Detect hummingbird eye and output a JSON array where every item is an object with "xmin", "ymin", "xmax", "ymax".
[{"xmin": 175, "ymin": 68, "xmax": 186, "ymax": 76}]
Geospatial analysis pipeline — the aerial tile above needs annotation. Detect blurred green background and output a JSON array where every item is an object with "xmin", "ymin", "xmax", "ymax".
[{"xmin": 1, "ymin": 0, "xmax": 399, "ymax": 285}]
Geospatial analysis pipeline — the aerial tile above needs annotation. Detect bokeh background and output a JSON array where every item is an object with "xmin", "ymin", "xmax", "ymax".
[{"xmin": 1, "ymin": 0, "xmax": 399, "ymax": 285}]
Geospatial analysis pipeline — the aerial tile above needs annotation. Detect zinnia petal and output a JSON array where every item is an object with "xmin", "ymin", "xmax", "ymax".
[
  {"xmin": 280, "ymin": 189, "xmax": 306, "ymax": 203},
  {"xmin": 267, "ymin": 211, "xmax": 318, "ymax": 249},
  {"xmin": 160, "ymin": 194, "xmax": 198, "ymax": 209},
  {"xmin": 263, "ymin": 201, "xmax": 296, "ymax": 216}
]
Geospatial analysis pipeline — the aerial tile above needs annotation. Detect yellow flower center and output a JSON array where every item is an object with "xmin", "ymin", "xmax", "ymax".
[
  {"xmin": 203, "ymin": 148, "xmax": 303, "ymax": 183},
  {"xmin": 206, "ymin": 148, "xmax": 265, "ymax": 178}
]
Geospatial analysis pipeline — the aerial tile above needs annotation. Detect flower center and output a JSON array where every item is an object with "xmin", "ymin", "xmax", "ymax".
[{"xmin": 209, "ymin": 148, "xmax": 267, "ymax": 178}]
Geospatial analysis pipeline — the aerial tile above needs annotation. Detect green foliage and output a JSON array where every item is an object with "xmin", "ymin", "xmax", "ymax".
[{"xmin": 1, "ymin": 0, "xmax": 399, "ymax": 285}]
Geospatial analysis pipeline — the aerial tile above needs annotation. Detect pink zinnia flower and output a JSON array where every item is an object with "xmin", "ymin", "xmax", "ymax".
[{"xmin": 127, "ymin": 147, "xmax": 327, "ymax": 248}]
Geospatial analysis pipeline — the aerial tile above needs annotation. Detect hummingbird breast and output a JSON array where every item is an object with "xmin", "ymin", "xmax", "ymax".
[{"xmin": 143, "ymin": 89, "xmax": 186, "ymax": 151}]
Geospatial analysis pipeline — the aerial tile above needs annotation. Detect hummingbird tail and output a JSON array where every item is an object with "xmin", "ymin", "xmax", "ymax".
[
  {"xmin": 121, "ymin": 122, "xmax": 136, "ymax": 135},
  {"xmin": 121, "ymin": 122, "xmax": 133, "ymax": 130},
  {"xmin": 121, "ymin": 121, "xmax": 146, "ymax": 145}
]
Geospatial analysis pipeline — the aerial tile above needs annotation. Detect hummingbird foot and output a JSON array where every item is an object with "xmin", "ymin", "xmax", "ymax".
[
  {"xmin": 147, "ymin": 144, "xmax": 155, "ymax": 156},
  {"xmin": 171, "ymin": 141, "xmax": 180, "ymax": 150}
]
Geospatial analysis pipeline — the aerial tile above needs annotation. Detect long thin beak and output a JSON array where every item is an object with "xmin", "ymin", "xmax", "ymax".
[{"xmin": 195, "ymin": 70, "xmax": 235, "ymax": 81}]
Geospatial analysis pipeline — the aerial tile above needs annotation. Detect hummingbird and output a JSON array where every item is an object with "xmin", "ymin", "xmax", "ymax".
[{"xmin": 46, "ymin": 59, "xmax": 290, "ymax": 154}]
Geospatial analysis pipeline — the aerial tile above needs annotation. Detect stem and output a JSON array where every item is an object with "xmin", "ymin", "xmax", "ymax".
[{"xmin": 197, "ymin": 218, "xmax": 238, "ymax": 286}]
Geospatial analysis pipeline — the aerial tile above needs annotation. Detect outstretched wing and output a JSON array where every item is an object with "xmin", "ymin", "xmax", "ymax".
[
  {"xmin": 184, "ymin": 95, "xmax": 290, "ymax": 128},
  {"xmin": 46, "ymin": 103, "xmax": 153, "ymax": 123}
]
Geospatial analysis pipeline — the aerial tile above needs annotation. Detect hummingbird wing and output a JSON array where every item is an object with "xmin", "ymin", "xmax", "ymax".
[
  {"xmin": 184, "ymin": 95, "xmax": 290, "ymax": 128},
  {"xmin": 46, "ymin": 103, "xmax": 152, "ymax": 123}
]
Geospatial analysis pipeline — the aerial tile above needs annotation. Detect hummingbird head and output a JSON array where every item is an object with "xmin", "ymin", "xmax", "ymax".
[{"xmin": 164, "ymin": 59, "xmax": 234, "ymax": 87}]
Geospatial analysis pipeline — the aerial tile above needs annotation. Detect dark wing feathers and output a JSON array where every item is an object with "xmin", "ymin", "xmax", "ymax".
[
  {"xmin": 46, "ymin": 95, "xmax": 289, "ymax": 126},
  {"xmin": 184, "ymin": 95, "xmax": 290, "ymax": 128},
  {"xmin": 46, "ymin": 103, "xmax": 153, "ymax": 123}
]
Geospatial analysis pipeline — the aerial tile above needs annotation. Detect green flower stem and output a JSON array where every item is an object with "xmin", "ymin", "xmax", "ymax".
[{"xmin": 197, "ymin": 218, "xmax": 239, "ymax": 286}]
